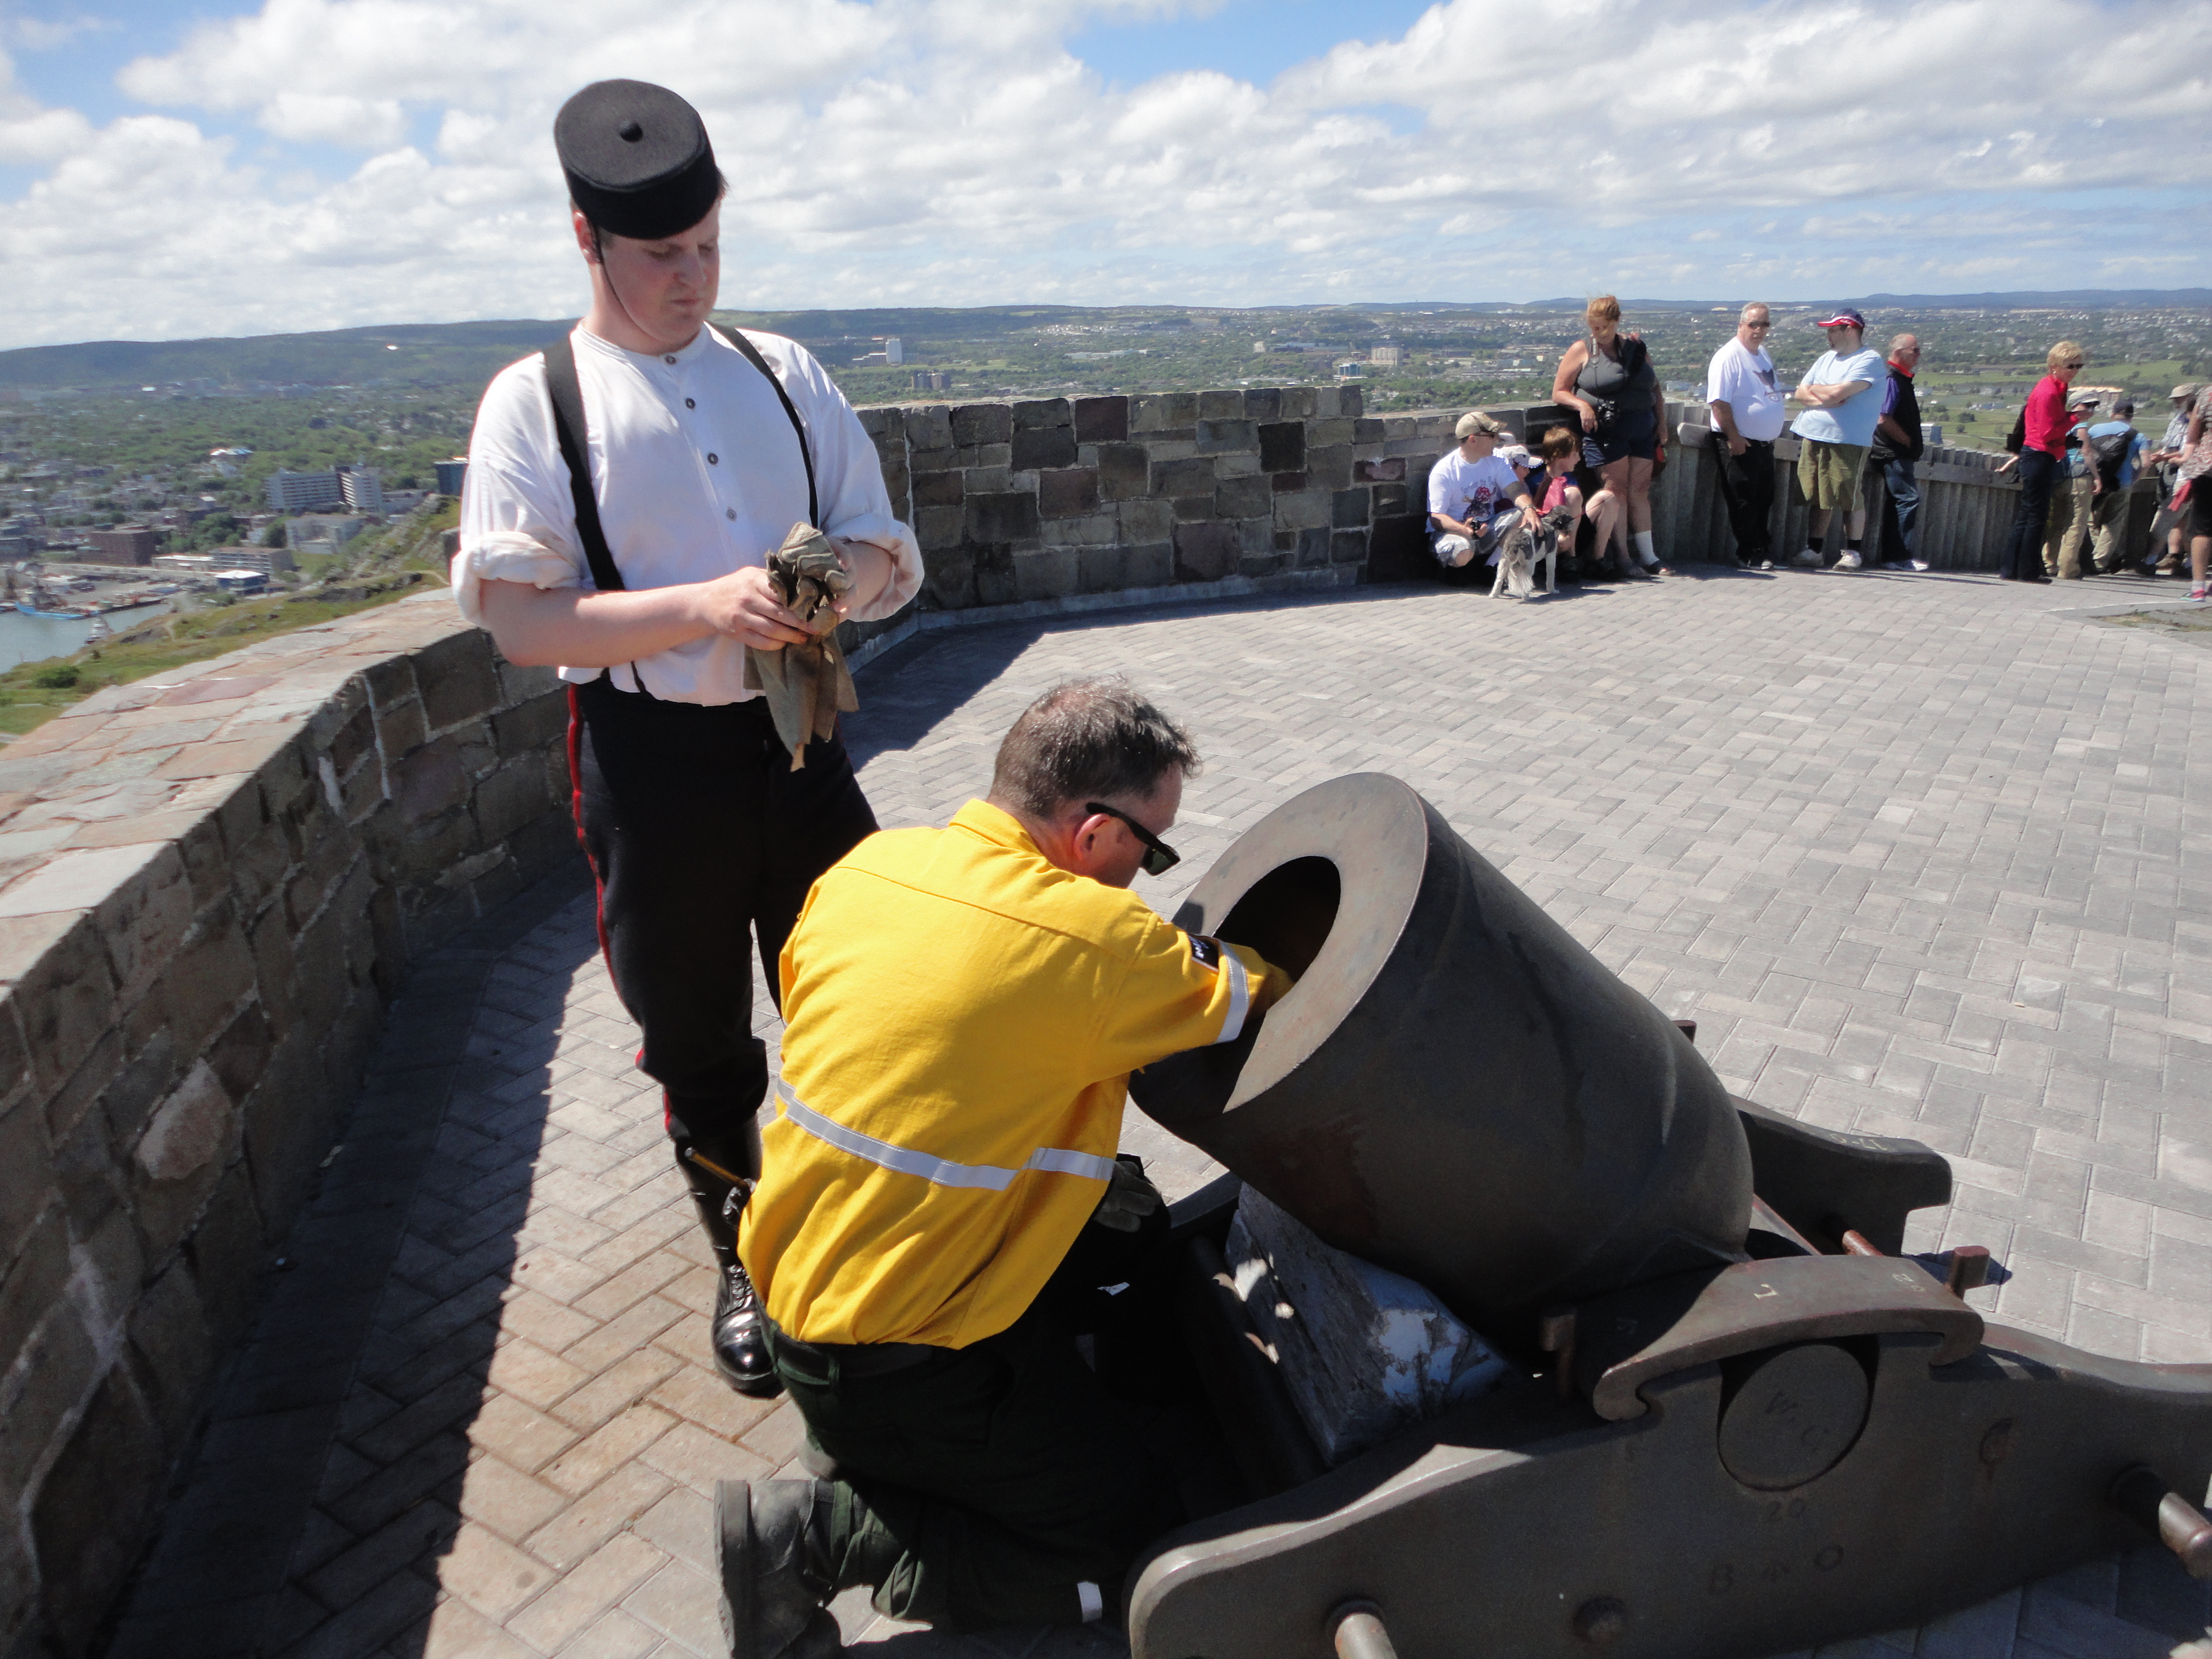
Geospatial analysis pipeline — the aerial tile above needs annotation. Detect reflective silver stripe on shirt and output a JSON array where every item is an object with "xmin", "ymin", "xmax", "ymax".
[
  {"xmin": 1211, "ymin": 942, "xmax": 1252, "ymax": 1046},
  {"xmin": 775, "ymin": 1079, "xmax": 1118, "ymax": 1188}
]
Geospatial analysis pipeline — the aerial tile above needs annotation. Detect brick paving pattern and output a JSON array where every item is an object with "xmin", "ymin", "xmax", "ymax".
[{"xmin": 114, "ymin": 568, "xmax": 2212, "ymax": 1657}]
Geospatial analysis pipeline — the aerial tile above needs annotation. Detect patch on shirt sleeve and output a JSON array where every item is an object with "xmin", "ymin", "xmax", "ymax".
[{"xmin": 1188, "ymin": 934, "xmax": 1222, "ymax": 970}]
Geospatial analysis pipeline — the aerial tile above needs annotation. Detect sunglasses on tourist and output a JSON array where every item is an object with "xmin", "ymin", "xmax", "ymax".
[{"xmin": 1084, "ymin": 802, "xmax": 1181, "ymax": 876}]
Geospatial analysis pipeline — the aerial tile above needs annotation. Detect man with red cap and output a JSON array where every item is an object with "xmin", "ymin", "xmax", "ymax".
[
  {"xmin": 451, "ymin": 80, "xmax": 923, "ymax": 1400},
  {"xmin": 1788, "ymin": 308, "xmax": 1887, "ymax": 570}
]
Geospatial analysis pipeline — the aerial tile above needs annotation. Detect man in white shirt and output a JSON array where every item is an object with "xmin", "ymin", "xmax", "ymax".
[
  {"xmin": 453, "ymin": 79, "xmax": 923, "ymax": 1399},
  {"xmin": 1788, "ymin": 308, "xmax": 1888, "ymax": 569},
  {"xmin": 1428, "ymin": 411, "xmax": 1538, "ymax": 571},
  {"xmin": 1705, "ymin": 303, "xmax": 1786, "ymax": 569}
]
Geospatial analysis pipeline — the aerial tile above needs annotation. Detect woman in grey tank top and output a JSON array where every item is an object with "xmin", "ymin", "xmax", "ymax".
[{"xmin": 1552, "ymin": 295, "xmax": 1671, "ymax": 576}]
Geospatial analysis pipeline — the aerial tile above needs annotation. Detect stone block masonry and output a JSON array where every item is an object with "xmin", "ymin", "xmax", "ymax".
[
  {"xmin": 0, "ymin": 592, "xmax": 579, "ymax": 1657},
  {"xmin": 854, "ymin": 382, "xmax": 1440, "ymax": 624},
  {"xmin": 843, "ymin": 383, "xmax": 2046, "ymax": 637}
]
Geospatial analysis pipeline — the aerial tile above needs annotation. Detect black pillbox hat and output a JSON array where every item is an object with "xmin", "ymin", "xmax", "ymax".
[{"xmin": 556, "ymin": 80, "xmax": 719, "ymax": 241}]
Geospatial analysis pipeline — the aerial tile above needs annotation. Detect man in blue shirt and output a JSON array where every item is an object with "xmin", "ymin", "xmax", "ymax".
[
  {"xmin": 2085, "ymin": 398, "xmax": 2151, "ymax": 575},
  {"xmin": 1789, "ymin": 308, "xmax": 1888, "ymax": 570}
]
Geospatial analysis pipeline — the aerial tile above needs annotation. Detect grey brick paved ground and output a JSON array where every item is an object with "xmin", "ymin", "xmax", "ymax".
[{"xmin": 115, "ymin": 568, "xmax": 2212, "ymax": 1657}]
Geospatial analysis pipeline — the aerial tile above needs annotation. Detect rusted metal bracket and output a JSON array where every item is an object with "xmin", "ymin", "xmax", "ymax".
[
  {"xmin": 1567, "ymin": 1256, "xmax": 1983, "ymax": 1421},
  {"xmin": 1946, "ymin": 1245, "xmax": 1992, "ymax": 1295}
]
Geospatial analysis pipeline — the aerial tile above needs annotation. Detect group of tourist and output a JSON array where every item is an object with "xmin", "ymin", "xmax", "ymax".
[
  {"xmin": 1429, "ymin": 297, "xmax": 1931, "ymax": 582},
  {"xmin": 1700, "ymin": 301, "xmax": 1928, "ymax": 573},
  {"xmin": 1428, "ymin": 296, "xmax": 2211, "ymax": 596},
  {"xmin": 1998, "ymin": 352, "xmax": 2210, "ymax": 599}
]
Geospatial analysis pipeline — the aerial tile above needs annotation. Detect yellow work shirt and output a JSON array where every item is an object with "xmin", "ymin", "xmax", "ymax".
[{"xmin": 738, "ymin": 798, "xmax": 1287, "ymax": 1350}]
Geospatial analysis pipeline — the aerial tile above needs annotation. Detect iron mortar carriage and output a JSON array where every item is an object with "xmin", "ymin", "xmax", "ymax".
[{"xmin": 1122, "ymin": 773, "xmax": 2212, "ymax": 1659}]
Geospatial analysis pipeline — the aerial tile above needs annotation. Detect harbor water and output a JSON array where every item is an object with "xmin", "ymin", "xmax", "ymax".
[{"xmin": 0, "ymin": 603, "xmax": 168, "ymax": 673}]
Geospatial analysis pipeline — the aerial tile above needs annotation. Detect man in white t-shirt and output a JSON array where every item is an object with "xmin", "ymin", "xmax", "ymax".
[
  {"xmin": 1428, "ymin": 410, "xmax": 1538, "ymax": 571},
  {"xmin": 1788, "ymin": 308, "xmax": 1888, "ymax": 569},
  {"xmin": 453, "ymin": 80, "xmax": 923, "ymax": 1401},
  {"xmin": 1705, "ymin": 302, "xmax": 1786, "ymax": 569}
]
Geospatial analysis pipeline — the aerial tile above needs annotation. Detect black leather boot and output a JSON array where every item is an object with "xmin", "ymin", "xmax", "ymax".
[{"xmin": 678, "ymin": 1150, "xmax": 782, "ymax": 1399}]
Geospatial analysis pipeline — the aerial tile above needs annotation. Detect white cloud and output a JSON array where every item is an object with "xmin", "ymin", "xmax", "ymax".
[
  {"xmin": 259, "ymin": 92, "xmax": 408, "ymax": 147},
  {"xmin": 2, "ymin": 14, "xmax": 116, "ymax": 52},
  {"xmin": 0, "ymin": 0, "xmax": 2205, "ymax": 349}
]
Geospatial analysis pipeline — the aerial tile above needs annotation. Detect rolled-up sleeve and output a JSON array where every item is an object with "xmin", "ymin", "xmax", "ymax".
[
  {"xmin": 785, "ymin": 348, "xmax": 923, "ymax": 623},
  {"xmin": 452, "ymin": 357, "xmax": 588, "ymax": 625},
  {"xmin": 1093, "ymin": 917, "xmax": 1292, "ymax": 1079}
]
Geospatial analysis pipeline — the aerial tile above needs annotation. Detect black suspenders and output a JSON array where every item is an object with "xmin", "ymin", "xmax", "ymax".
[
  {"xmin": 709, "ymin": 323, "xmax": 819, "ymax": 532},
  {"xmin": 539, "ymin": 322, "xmax": 820, "ymax": 597}
]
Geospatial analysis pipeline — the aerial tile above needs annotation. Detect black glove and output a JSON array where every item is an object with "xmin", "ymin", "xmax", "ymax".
[{"xmin": 1093, "ymin": 1156, "xmax": 1162, "ymax": 1233}]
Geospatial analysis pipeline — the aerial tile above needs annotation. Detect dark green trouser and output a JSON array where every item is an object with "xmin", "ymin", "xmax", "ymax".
[{"xmin": 771, "ymin": 1220, "xmax": 1179, "ymax": 1631}]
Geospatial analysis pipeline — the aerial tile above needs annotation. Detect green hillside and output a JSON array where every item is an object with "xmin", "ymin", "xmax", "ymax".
[{"xmin": 0, "ymin": 320, "xmax": 575, "ymax": 391}]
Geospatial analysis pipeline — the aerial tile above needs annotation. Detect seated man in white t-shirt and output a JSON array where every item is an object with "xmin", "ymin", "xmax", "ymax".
[{"xmin": 1429, "ymin": 410, "xmax": 1538, "ymax": 569}]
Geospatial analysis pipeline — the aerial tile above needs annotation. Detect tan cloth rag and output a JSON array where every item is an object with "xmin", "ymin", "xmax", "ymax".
[{"xmin": 743, "ymin": 524, "xmax": 859, "ymax": 770}]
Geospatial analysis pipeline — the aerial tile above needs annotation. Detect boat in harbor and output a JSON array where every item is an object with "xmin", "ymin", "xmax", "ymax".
[{"xmin": 18, "ymin": 605, "xmax": 92, "ymax": 621}]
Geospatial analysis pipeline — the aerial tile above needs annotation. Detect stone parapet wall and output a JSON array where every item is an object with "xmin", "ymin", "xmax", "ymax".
[
  {"xmin": 0, "ymin": 593, "xmax": 575, "ymax": 1656},
  {"xmin": 849, "ymin": 384, "xmax": 1476, "ymax": 617},
  {"xmin": 838, "ymin": 387, "xmax": 2063, "ymax": 611}
]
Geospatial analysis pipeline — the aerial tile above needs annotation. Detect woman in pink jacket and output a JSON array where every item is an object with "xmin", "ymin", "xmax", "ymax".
[{"xmin": 1998, "ymin": 342, "xmax": 2085, "ymax": 582}]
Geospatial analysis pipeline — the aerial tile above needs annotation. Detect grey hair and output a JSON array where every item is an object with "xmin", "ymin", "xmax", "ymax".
[
  {"xmin": 991, "ymin": 678, "xmax": 1199, "ymax": 818},
  {"xmin": 1739, "ymin": 302, "xmax": 1770, "ymax": 322},
  {"xmin": 1889, "ymin": 332, "xmax": 1918, "ymax": 354}
]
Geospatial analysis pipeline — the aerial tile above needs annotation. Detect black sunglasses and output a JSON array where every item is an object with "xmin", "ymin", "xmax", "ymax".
[{"xmin": 1084, "ymin": 802, "xmax": 1180, "ymax": 876}]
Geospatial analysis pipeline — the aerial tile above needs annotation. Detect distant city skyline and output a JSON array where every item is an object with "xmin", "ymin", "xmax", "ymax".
[{"xmin": 0, "ymin": 0, "xmax": 2206, "ymax": 351}]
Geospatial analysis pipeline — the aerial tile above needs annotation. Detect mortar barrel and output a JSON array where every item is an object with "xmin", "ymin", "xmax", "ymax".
[{"xmin": 1132, "ymin": 773, "xmax": 1752, "ymax": 1326}]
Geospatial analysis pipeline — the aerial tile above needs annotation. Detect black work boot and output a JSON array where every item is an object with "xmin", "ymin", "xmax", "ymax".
[
  {"xmin": 678, "ymin": 1150, "xmax": 782, "ymax": 1399},
  {"xmin": 717, "ymin": 1479, "xmax": 843, "ymax": 1659}
]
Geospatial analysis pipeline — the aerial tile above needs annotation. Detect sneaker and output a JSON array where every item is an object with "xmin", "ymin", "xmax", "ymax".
[
  {"xmin": 1834, "ymin": 551, "xmax": 1862, "ymax": 570},
  {"xmin": 1793, "ymin": 548, "xmax": 1822, "ymax": 568},
  {"xmin": 2194, "ymin": 586, "xmax": 2209, "ymax": 603},
  {"xmin": 1904, "ymin": 559, "xmax": 1929, "ymax": 571}
]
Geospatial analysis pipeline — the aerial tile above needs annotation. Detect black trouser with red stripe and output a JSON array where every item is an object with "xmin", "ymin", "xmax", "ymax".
[{"xmin": 569, "ymin": 677, "xmax": 879, "ymax": 1179}]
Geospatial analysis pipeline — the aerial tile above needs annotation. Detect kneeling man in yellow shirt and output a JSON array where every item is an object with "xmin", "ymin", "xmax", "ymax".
[{"xmin": 721, "ymin": 678, "xmax": 1290, "ymax": 1657}]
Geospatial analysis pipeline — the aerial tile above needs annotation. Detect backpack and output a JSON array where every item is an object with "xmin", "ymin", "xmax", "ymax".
[
  {"xmin": 2088, "ymin": 428, "xmax": 2134, "ymax": 491},
  {"xmin": 2004, "ymin": 409, "xmax": 2026, "ymax": 456}
]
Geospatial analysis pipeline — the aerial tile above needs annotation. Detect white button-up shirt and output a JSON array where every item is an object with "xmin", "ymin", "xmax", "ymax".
[{"xmin": 454, "ymin": 323, "xmax": 921, "ymax": 704}]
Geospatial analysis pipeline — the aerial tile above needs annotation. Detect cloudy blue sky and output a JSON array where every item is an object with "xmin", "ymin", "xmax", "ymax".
[{"xmin": 0, "ymin": 0, "xmax": 2205, "ymax": 349}]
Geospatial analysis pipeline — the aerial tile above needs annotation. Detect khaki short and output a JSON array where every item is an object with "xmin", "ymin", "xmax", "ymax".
[{"xmin": 1797, "ymin": 440, "xmax": 1869, "ymax": 511}]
